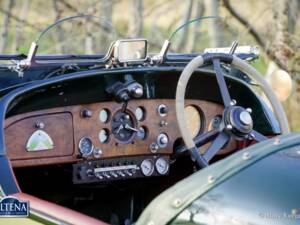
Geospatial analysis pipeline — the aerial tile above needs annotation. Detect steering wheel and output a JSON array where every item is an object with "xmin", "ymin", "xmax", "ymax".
[{"xmin": 175, "ymin": 53, "xmax": 290, "ymax": 168}]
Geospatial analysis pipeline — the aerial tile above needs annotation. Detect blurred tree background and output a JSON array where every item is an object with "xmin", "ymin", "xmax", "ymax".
[{"xmin": 0, "ymin": 0, "xmax": 299, "ymax": 130}]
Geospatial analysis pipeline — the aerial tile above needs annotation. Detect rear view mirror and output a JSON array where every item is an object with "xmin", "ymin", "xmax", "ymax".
[{"xmin": 114, "ymin": 39, "xmax": 147, "ymax": 63}]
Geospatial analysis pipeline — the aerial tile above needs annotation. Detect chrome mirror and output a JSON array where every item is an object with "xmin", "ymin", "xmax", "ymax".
[{"xmin": 114, "ymin": 39, "xmax": 147, "ymax": 63}]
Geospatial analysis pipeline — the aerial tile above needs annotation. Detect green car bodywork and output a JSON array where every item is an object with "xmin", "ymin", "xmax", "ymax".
[{"xmin": 137, "ymin": 133, "xmax": 300, "ymax": 225}]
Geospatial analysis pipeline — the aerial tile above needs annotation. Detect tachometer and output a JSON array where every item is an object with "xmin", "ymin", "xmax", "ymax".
[
  {"xmin": 79, "ymin": 137, "xmax": 93, "ymax": 157},
  {"xmin": 140, "ymin": 159, "xmax": 154, "ymax": 176}
]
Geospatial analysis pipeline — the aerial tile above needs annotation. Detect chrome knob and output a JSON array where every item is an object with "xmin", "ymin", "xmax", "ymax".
[
  {"xmin": 125, "ymin": 170, "xmax": 133, "ymax": 176},
  {"xmin": 95, "ymin": 173, "xmax": 103, "ymax": 179},
  {"xmin": 117, "ymin": 171, "xmax": 125, "ymax": 177},
  {"xmin": 110, "ymin": 171, "xmax": 118, "ymax": 178},
  {"xmin": 149, "ymin": 143, "xmax": 159, "ymax": 153},
  {"xmin": 103, "ymin": 172, "xmax": 111, "ymax": 179},
  {"xmin": 131, "ymin": 86, "xmax": 143, "ymax": 98},
  {"xmin": 160, "ymin": 136, "xmax": 168, "ymax": 145},
  {"xmin": 81, "ymin": 108, "xmax": 93, "ymax": 118},
  {"xmin": 157, "ymin": 133, "xmax": 169, "ymax": 148}
]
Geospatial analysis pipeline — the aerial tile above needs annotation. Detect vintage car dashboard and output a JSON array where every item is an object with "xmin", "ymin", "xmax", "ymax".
[{"xmin": 5, "ymin": 99, "xmax": 236, "ymax": 183}]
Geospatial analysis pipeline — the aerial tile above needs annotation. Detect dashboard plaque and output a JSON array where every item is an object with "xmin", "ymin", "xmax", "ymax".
[{"xmin": 26, "ymin": 130, "xmax": 54, "ymax": 152}]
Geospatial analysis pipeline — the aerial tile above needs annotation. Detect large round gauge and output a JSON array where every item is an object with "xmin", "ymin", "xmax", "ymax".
[
  {"xmin": 155, "ymin": 157, "xmax": 169, "ymax": 175},
  {"xmin": 111, "ymin": 111, "xmax": 137, "ymax": 143},
  {"xmin": 141, "ymin": 159, "xmax": 154, "ymax": 176},
  {"xmin": 79, "ymin": 137, "xmax": 93, "ymax": 157},
  {"xmin": 184, "ymin": 105, "xmax": 202, "ymax": 138}
]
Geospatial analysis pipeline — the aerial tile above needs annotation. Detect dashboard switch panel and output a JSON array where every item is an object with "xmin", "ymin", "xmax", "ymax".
[{"xmin": 73, "ymin": 155, "xmax": 169, "ymax": 184}]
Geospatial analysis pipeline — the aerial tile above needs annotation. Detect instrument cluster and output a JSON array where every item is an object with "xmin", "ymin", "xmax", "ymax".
[
  {"xmin": 5, "ymin": 99, "xmax": 234, "ymax": 174},
  {"xmin": 77, "ymin": 101, "xmax": 176, "ymax": 161}
]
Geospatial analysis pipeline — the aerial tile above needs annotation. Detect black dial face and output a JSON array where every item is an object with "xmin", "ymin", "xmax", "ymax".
[
  {"xmin": 79, "ymin": 137, "xmax": 93, "ymax": 157},
  {"xmin": 111, "ymin": 111, "xmax": 137, "ymax": 143}
]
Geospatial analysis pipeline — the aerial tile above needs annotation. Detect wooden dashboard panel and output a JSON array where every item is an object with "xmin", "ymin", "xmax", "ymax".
[
  {"xmin": 5, "ymin": 99, "xmax": 235, "ymax": 168},
  {"xmin": 5, "ymin": 113, "xmax": 75, "ymax": 167}
]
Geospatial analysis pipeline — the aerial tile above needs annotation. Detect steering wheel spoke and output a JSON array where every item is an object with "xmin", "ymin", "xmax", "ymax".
[
  {"xmin": 212, "ymin": 59, "xmax": 232, "ymax": 107},
  {"xmin": 250, "ymin": 130, "xmax": 268, "ymax": 142},
  {"xmin": 189, "ymin": 147, "xmax": 208, "ymax": 168},
  {"xmin": 203, "ymin": 131, "xmax": 230, "ymax": 162}
]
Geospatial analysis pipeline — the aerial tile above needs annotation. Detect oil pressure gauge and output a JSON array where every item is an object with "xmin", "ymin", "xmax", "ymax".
[
  {"xmin": 141, "ymin": 159, "xmax": 154, "ymax": 176},
  {"xmin": 155, "ymin": 157, "xmax": 169, "ymax": 175},
  {"xmin": 79, "ymin": 137, "xmax": 93, "ymax": 157}
]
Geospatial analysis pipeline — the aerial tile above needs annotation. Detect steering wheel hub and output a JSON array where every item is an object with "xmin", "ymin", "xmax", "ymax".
[{"xmin": 225, "ymin": 106, "xmax": 253, "ymax": 136}]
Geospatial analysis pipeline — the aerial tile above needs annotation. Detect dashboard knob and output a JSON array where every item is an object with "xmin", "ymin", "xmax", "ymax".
[
  {"xmin": 160, "ymin": 136, "xmax": 168, "ymax": 145},
  {"xmin": 149, "ymin": 142, "xmax": 159, "ymax": 153},
  {"xmin": 157, "ymin": 133, "xmax": 169, "ymax": 148},
  {"xmin": 103, "ymin": 172, "xmax": 111, "ymax": 179},
  {"xmin": 81, "ymin": 108, "xmax": 93, "ymax": 118},
  {"xmin": 125, "ymin": 170, "xmax": 133, "ymax": 176},
  {"xmin": 95, "ymin": 173, "xmax": 103, "ymax": 180},
  {"xmin": 110, "ymin": 171, "xmax": 118, "ymax": 178},
  {"xmin": 157, "ymin": 104, "xmax": 168, "ymax": 117},
  {"xmin": 86, "ymin": 169, "xmax": 94, "ymax": 177},
  {"xmin": 117, "ymin": 171, "xmax": 126, "ymax": 177},
  {"xmin": 131, "ymin": 85, "xmax": 143, "ymax": 98}
]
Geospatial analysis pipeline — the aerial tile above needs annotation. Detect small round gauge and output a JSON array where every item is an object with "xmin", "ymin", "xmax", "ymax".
[
  {"xmin": 79, "ymin": 137, "xmax": 93, "ymax": 157},
  {"xmin": 99, "ymin": 129, "xmax": 110, "ymax": 143},
  {"xmin": 99, "ymin": 109, "xmax": 110, "ymax": 123},
  {"xmin": 208, "ymin": 115, "xmax": 222, "ymax": 131},
  {"xmin": 137, "ymin": 126, "xmax": 147, "ymax": 140},
  {"xmin": 135, "ymin": 107, "xmax": 145, "ymax": 121},
  {"xmin": 185, "ymin": 105, "xmax": 203, "ymax": 138},
  {"xmin": 112, "ymin": 111, "xmax": 137, "ymax": 143},
  {"xmin": 140, "ymin": 159, "xmax": 154, "ymax": 176},
  {"xmin": 155, "ymin": 157, "xmax": 169, "ymax": 175}
]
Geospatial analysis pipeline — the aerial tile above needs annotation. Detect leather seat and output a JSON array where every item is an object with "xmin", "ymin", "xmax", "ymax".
[{"xmin": 13, "ymin": 192, "xmax": 108, "ymax": 225}]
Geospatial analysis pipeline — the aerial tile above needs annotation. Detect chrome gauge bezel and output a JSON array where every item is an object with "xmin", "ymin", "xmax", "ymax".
[
  {"xmin": 78, "ymin": 137, "xmax": 94, "ymax": 157},
  {"xmin": 140, "ymin": 159, "xmax": 155, "ymax": 176},
  {"xmin": 99, "ymin": 108, "xmax": 110, "ymax": 123},
  {"xmin": 155, "ymin": 157, "xmax": 169, "ymax": 175},
  {"xmin": 98, "ymin": 129, "xmax": 110, "ymax": 143},
  {"xmin": 135, "ymin": 106, "xmax": 146, "ymax": 121}
]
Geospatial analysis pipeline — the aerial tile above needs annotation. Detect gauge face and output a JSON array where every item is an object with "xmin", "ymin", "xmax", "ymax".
[
  {"xmin": 111, "ymin": 111, "xmax": 137, "ymax": 143},
  {"xmin": 135, "ymin": 107, "xmax": 145, "ymax": 121},
  {"xmin": 99, "ymin": 109, "xmax": 110, "ymax": 123},
  {"xmin": 141, "ymin": 159, "xmax": 154, "ymax": 176},
  {"xmin": 99, "ymin": 129, "xmax": 110, "ymax": 143},
  {"xmin": 79, "ymin": 137, "xmax": 93, "ymax": 157},
  {"xmin": 185, "ymin": 105, "xmax": 202, "ymax": 138},
  {"xmin": 137, "ymin": 126, "xmax": 147, "ymax": 140},
  {"xmin": 155, "ymin": 157, "xmax": 169, "ymax": 175}
]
